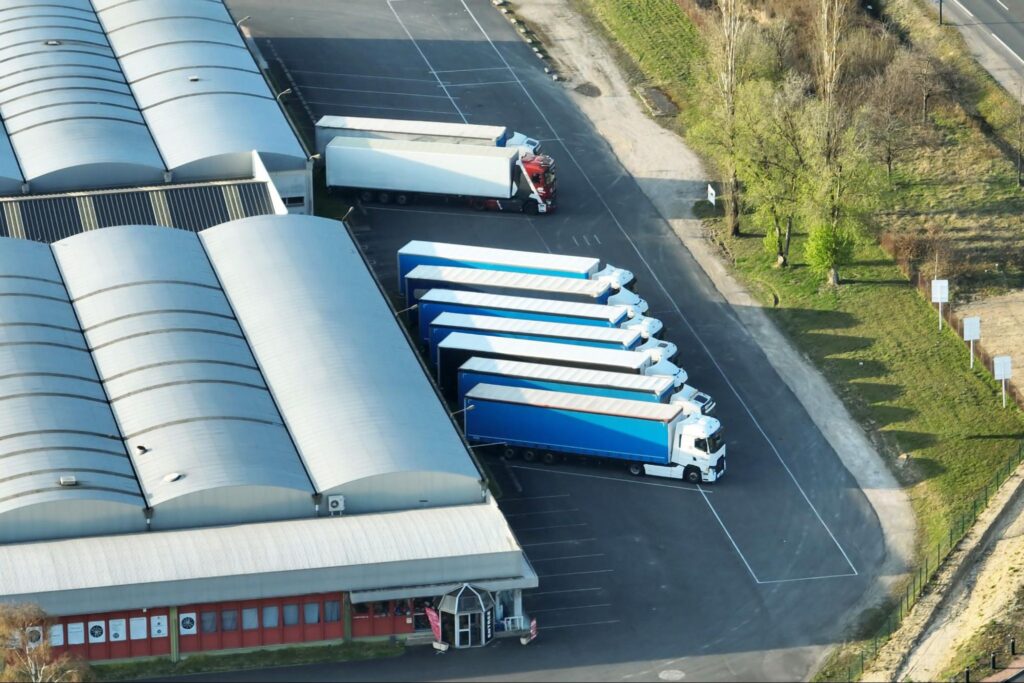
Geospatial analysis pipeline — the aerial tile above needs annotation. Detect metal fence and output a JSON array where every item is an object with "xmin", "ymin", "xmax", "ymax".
[{"xmin": 839, "ymin": 439, "xmax": 1024, "ymax": 682}]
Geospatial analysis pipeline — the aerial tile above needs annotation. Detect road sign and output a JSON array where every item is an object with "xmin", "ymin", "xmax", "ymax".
[
  {"xmin": 707, "ymin": 184, "xmax": 716, "ymax": 206},
  {"xmin": 963, "ymin": 317, "xmax": 980, "ymax": 368},
  {"xmin": 932, "ymin": 279, "xmax": 949, "ymax": 331},
  {"xmin": 995, "ymin": 356, "xmax": 1013, "ymax": 408}
]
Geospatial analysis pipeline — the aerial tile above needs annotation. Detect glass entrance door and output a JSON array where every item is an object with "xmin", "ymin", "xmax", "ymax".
[{"xmin": 456, "ymin": 613, "xmax": 472, "ymax": 648}]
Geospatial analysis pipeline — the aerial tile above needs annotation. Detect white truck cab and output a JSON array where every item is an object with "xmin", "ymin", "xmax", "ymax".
[
  {"xmin": 593, "ymin": 264, "xmax": 636, "ymax": 291},
  {"xmin": 669, "ymin": 384, "xmax": 717, "ymax": 415},
  {"xmin": 645, "ymin": 358, "xmax": 687, "ymax": 388},
  {"xmin": 607, "ymin": 287, "xmax": 649, "ymax": 315},
  {"xmin": 642, "ymin": 415, "xmax": 726, "ymax": 484},
  {"xmin": 620, "ymin": 310, "xmax": 663, "ymax": 338},
  {"xmin": 636, "ymin": 338, "xmax": 677, "ymax": 362}
]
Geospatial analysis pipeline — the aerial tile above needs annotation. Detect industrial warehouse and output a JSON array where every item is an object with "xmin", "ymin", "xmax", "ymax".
[{"xmin": 0, "ymin": 0, "xmax": 536, "ymax": 662}]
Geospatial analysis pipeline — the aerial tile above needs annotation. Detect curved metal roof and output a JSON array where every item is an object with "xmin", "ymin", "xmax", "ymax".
[
  {"xmin": 94, "ymin": 0, "xmax": 306, "ymax": 176},
  {"xmin": 200, "ymin": 215, "xmax": 483, "ymax": 505},
  {"xmin": 51, "ymin": 226, "xmax": 313, "ymax": 516},
  {"xmin": 0, "ymin": 126, "xmax": 20, "ymax": 195},
  {"xmin": 0, "ymin": 236, "xmax": 144, "ymax": 537},
  {"xmin": 0, "ymin": 2, "xmax": 166, "ymax": 191}
]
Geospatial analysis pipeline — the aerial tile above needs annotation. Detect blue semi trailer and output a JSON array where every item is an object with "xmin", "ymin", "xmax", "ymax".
[
  {"xmin": 396, "ymin": 240, "xmax": 635, "ymax": 291},
  {"xmin": 416, "ymin": 289, "xmax": 663, "ymax": 342},
  {"xmin": 402, "ymin": 265, "xmax": 648, "ymax": 315},
  {"xmin": 456, "ymin": 357, "xmax": 716, "ymax": 415},
  {"xmin": 463, "ymin": 383, "xmax": 726, "ymax": 483}
]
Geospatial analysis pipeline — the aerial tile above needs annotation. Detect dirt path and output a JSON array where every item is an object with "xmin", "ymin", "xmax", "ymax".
[{"xmin": 510, "ymin": 0, "xmax": 915, "ymax": 647}]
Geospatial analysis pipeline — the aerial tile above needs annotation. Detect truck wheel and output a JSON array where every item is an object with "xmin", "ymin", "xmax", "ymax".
[
  {"xmin": 628, "ymin": 463, "xmax": 644, "ymax": 476},
  {"xmin": 377, "ymin": 191, "xmax": 392, "ymax": 204},
  {"xmin": 522, "ymin": 450, "xmax": 537, "ymax": 463},
  {"xmin": 523, "ymin": 200, "xmax": 539, "ymax": 215},
  {"xmin": 358, "ymin": 190, "xmax": 374, "ymax": 203},
  {"xmin": 396, "ymin": 193, "xmax": 411, "ymax": 206},
  {"xmin": 470, "ymin": 199, "xmax": 487, "ymax": 211},
  {"xmin": 542, "ymin": 452, "xmax": 556, "ymax": 465},
  {"xmin": 502, "ymin": 447, "xmax": 517, "ymax": 460},
  {"xmin": 685, "ymin": 467, "xmax": 701, "ymax": 485}
]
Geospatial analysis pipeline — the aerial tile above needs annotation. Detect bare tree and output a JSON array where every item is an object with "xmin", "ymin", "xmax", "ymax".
[
  {"xmin": 814, "ymin": 0, "xmax": 851, "ymax": 169},
  {"xmin": 0, "ymin": 604, "xmax": 90, "ymax": 683},
  {"xmin": 864, "ymin": 50, "xmax": 921, "ymax": 183}
]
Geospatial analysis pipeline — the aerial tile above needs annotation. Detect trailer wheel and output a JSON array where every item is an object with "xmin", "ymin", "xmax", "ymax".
[
  {"xmin": 542, "ymin": 452, "xmax": 556, "ymax": 465},
  {"xmin": 358, "ymin": 190, "xmax": 374, "ymax": 203},
  {"xmin": 685, "ymin": 467, "xmax": 702, "ymax": 484},
  {"xmin": 523, "ymin": 200, "xmax": 539, "ymax": 215},
  {"xmin": 377, "ymin": 191, "xmax": 392, "ymax": 204},
  {"xmin": 395, "ymin": 193, "xmax": 411, "ymax": 206},
  {"xmin": 470, "ymin": 198, "xmax": 487, "ymax": 211},
  {"xmin": 522, "ymin": 450, "xmax": 537, "ymax": 463},
  {"xmin": 502, "ymin": 447, "xmax": 517, "ymax": 460},
  {"xmin": 628, "ymin": 463, "xmax": 644, "ymax": 476}
]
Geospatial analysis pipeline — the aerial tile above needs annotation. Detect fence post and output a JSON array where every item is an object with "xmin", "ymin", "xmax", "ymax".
[
  {"xmin": 1011, "ymin": 637, "xmax": 1016, "ymax": 656},
  {"xmin": 991, "ymin": 652, "xmax": 997, "ymax": 670}
]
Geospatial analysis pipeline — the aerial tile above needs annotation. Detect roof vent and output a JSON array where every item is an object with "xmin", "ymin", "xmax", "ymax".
[
  {"xmin": 163, "ymin": 472, "xmax": 183, "ymax": 483},
  {"xmin": 58, "ymin": 475, "xmax": 78, "ymax": 487},
  {"xmin": 188, "ymin": 75, "xmax": 200, "ymax": 82},
  {"xmin": 44, "ymin": 40, "xmax": 62, "ymax": 46}
]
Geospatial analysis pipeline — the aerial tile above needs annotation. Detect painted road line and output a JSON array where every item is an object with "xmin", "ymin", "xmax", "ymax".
[
  {"xmin": 387, "ymin": 0, "xmax": 467, "ymax": 123},
  {"xmin": 306, "ymin": 101, "xmax": 461, "ymax": 116},
  {"xmin": 997, "ymin": 0, "xmax": 1009, "ymax": 10},
  {"xmin": 300, "ymin": 84, "xmax": 453, "ymax": 99},
  {"xmin": 456, "ymin": 0, "xmax": 857, "ymax": 576},
  {"xmin": 756, "ymin": 572, "xmax": 859, "ymax": 585},
  {"xmin": 501, "ymin": 493, "xmax": 572, "ymax": 502},
  {"xmin": 538, "ymin": 619, "xmax": 621, "ymax": 630},
  {"xmin": 515, "ymin": 522, "xmax": 589, "ymax": 532},
  {"xmin": 290, "ymin": 68, "xmax": 436, "ymax": 84},
  {"xmin": 698, "ymin": 486, "xmax": 761, "ymax": 583},
  {"xmin": 509, "ymin": 464, "xmax": 709, "ymax": 492},
  {"xmin": 443, "ymin": 80, "xmax": 520, "ymax": 87},
  {"xmin": 525, "ymin": 587, "xmax": 603, "ymax": 597},
  {"xmin": 539, "ymin": 569, "xmax": 614, "ymax": 578},
  {"xmin": 430, "ymin": 66, "xmax": 509, "ymax": 74},
  {"xmin": 530, "ymin": 604, "xmax": 613, "ymax": 614},
  {"xmin": 951, "ymin": 0, "xmax": 975, "ymax": 17},
  {"xmin": 503, "ymin": 508, "xmax": 581, "ymax": 517},
  {"xmin": 991, "ymin": 32, "xmax": 1024, "ymax": 64},
  {"xmin": 529, "ymin": 553, "xmax": 607, "ymax": 562},
  {"xmin": 520, "ymin": 538, "xmax": 597, "ymax": 547}
]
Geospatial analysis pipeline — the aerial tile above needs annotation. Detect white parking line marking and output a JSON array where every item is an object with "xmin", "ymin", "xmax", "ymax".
[
  {"xmin": 991, "ymin": 32, "xmax": 1024, "ymax": 64},
  {"xmin": 307, "ymin": 101, "xmax": 460, "ymax": 116},
  {"xmin": 997, "ymin": 0, "xmax": 1009, "ymax": 10},
  {"xmin": 539, "ymin": 619, "xmax": 621, "ymax": 630},
  {"xmin": 521, "ymin": 538, "xmax": 596, "ymax": 548},
  {"xmin": 582, "ymin": 234, "xmax": 591, "ymax": 246},
  {"xmin": 525, "ymin": 587, "xmax": 602, "ymax": 597},
  {"xmin": 698, "ymin": 486, "xmax": 760, "ymax": 583},
  {"xmin": 503, "ymin": 508, "xmax": 580, "ymax": 517},
  {"xmin": 501, "ymin": 493, "xmax": 571, "ymax": 502},
  {"xmin": 530, "ymin": 553, "xmax": 606, "ymax": 562},
  {"xmin": 756, "ymin": 572, "xmax": 858, "ymax": 585},
  {"xmin": 530, "ymin": 604, "xmax": 613, "ymax": 614},
  {"xmin": 539, "ymin": 569, "xmax": 614, "ymax": 578},
  {"xmin": 951, "ymin": 0, "xmax": 975, "ymax": 17},
  {"xmin": 516, "ymin": 523, "xmax": 588, "ymax": 532},
  {"xmin": 456, "ymin": 0, "xmax": 858, "ymax": 578},
  {"xmin": 443, "ymin": 80, "xmax": 520, "ymax": 88},
  {"xmin": 431, "ymin": 66, "xmax": 509, "ymax": 74},
  {"xmin": 593, "ymin": 234, "xmax": 602, "ymax": 245},
  {"xmin": 387, "ymin": 0, "xmax": 467, "ymax": 122},
  {"xmin": 571, "ymin": 235, "xmax": 579, "ymax": 246},
  {"xmin": 509, "ymin": 464, "xmax": 709, "ymax": 492},
  {"xmin": 291, "ymin": 68, "xmax": 436, "ymax": 84},
  {"xmin": 302, "ymin": 84, "xmax": 453, "ymax": 100}
]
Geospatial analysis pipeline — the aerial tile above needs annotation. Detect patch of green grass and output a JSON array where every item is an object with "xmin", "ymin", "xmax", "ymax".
[{"xmin": 92, "ymin": 640, "xmax": 402, "ymax": 682}]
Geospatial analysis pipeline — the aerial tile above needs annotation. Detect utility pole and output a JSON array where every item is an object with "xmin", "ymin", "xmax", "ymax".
[
  {"xmin": 939, "ymin": 0, "xmax": 943, "ymax": 25},
  {"xmin": 1017, "ymin": 81, "xmax": 1022, "ymax": 187}
]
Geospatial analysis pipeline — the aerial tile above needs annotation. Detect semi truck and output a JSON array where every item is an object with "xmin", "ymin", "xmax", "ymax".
[
  {"xmin": 416, "ymin": 289, "xmax": 663, "ymax": 342},
  {"xmin": 427, "ymin": 312, "xmax": 677, "ymax": 363},
  {"xmin": 397, "ymin": 240, "xmax": 635, "ymax": 292},
  {"xmin": 403, "ymin": 266, "xmax": 647, "ymax": 315},
  {"xmin": 324, "ymin": 137, "xmax": 555, "ymax": 214},
  {"xmin": 456, "ymin": 357, "xmax": 716, "ymax": 415},
  {"xmin": 315, "ymin": 115, "xmax": 542, "ymax": 155},
  {"xmin": 463, "ymin": 383, "xmax": 726, "ymax": 483},
  {"xmin": 435, "ymin": 332, "xmax": 687, "ymax": 399}
]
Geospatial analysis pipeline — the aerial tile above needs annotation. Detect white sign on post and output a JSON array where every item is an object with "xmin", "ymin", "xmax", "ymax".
[
  {"xmin": 707, "ymin": 184, "xmax": 716, "ymax": 206},
  {"xmin": 932, "ymin": 279, "xmax": 949, "ymax": 331},
  {"xmin": 963, "ymin": 316, "xmax": 980, "ymax": 368},
  {"xmin": 994, "ymin": 355, "xmax": 1013, "ymax": 408}
]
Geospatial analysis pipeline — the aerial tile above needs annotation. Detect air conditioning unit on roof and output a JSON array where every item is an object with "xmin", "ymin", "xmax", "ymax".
[{"xmin": 327, "ymin": 495, "xmax": 345, "ymax": 516}]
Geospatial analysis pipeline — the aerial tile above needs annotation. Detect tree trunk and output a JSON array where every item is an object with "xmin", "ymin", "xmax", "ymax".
[
  {"xmin": 778, "ymin": 215, "xmax": 793, "ymax": 267},
  {"xmin": 728, "ymin": 169, "xmax": 741, "ymax": 236},
  {"xmin": 922, "ymin": 92, "xmax": 930, "ymax": 125},
  {"xmin": 886, "ymin": 150, "xmax": 893, "ymax": 184},
  {"xmin": 827, "ymin": 266, "xmax": 840, "ymax": 286}
]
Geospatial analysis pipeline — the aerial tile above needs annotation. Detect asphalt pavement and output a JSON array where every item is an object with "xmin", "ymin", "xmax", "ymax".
[{"xmin": 220, "ymin": 0, "xmax": 889, "ymax": 680}]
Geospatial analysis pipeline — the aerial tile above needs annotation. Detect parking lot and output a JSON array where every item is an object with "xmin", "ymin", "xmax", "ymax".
[{"xmin": 228, "ymin": 0, "xmax": 889, "ymax": 679}]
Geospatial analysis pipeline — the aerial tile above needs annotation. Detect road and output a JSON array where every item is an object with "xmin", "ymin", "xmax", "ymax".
[
  {"xmin": 220, "ymin": 0, "xmax": 888, "ymax": 680},
  {"xmin": 936, "ymin": 0, "xmax": 1024, "ymax": 86}
]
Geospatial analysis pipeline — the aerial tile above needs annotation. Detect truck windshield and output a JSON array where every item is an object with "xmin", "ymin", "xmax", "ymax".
[{"xmin": 704, "ymin": 429, "xmax": 724, "ymax": 454}]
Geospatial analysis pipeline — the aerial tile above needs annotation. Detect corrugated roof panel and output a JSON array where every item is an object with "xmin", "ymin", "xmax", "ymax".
[
  {"xmin": 51, "ymin": 226, "xmax": 313, "ymax": 522},
  {"xmin": 16, "ymin": 194, "xmax": 82, "ymax": 241},
  {"xmin": 200, "ymin": 215, "xmax": 483, "ymax": 505},
  {"xmin": 432, "ymin": 312, "xmax": 641, "ymax": 345},
  {"xmin": 0, "ymin": 128, "xmax": 21, "ymax": 195},
  {"xmin": 92, "ymin": 188, "xmax": 157, "ymax": 227},
  {"xmin": 0, "ymin": 5, "xmax": 165, "ymax": 192},
  {"xmin": 94, "ymin": 1, "xmax": 306, "ymax": 177},
  {"xmin": 0, "ymin": 236, "xmax": 144, "ymax": 538},
  {"xmin": 165, "ymin": 184, "xmax": 230, "ymax": 231},
  {"xmin": 467, "ymin": 383, "xmax": 683, "ymax": 422}
]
